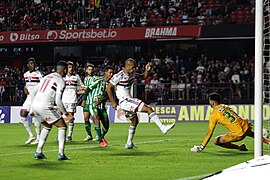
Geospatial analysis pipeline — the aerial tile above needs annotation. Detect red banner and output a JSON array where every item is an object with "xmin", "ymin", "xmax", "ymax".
[{"xmin": 0, "ymin": 26, "xmax": 201, "ymax": 44}]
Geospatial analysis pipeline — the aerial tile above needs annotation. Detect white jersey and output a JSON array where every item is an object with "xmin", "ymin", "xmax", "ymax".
[
  {"xmin": 23, "ymin": 70, "xmax": 43, "ymax": 95},
  {"xmin": 62, "ymin": 74, "xmax": 83, "ymax": 103},
  {"xmin": 32, "ymin": 72, "xmax": 65, "ymax": 107},
  {"xmin": 109, "ymin": 70, "xmax": 136, "ymax": 102}
]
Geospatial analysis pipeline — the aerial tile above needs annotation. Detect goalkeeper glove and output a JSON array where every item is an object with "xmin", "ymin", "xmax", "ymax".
[{"xmin": 191, "ymin": 144, "xmax": 204, "ymax": 152}]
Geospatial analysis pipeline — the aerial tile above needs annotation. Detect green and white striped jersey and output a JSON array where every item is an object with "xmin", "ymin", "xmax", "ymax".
[
  {"xmin": 88, "ymin": 76, "xmax": 108, "ymax": 109},
  {"xmin": 84, "ymin": 75, "xmax": 99, "ymax": 104}
]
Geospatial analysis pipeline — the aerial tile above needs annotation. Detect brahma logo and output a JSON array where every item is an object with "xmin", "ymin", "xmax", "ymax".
[
  {"xmin": 47, "ymin": 31, "xmax": 58, "ymax": 41},
  {"xmin": 145, "ymin": 27, "xmax": 177, "ymax": 38},
  {"xmin": 10, "ymin": 33, "xmax": 19, "ymax": 42}
]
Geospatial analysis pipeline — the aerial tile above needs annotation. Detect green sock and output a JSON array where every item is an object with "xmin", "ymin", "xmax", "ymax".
[
  {"xmin": 94, "ymin": 126, "xmax": 102, "ymax": 143},
  {"xmin": 102, "ymin": 127, "xmax": 108, "ymax": 138},
  {"xmin": 84, "ymin": 121, "xmax": 92, "ymax": 137}
]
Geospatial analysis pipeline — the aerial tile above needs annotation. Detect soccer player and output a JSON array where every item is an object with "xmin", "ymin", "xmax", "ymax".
[
  {"xmin": 191, "ymin": 92, "xmax": 270, "ymax": 152},
  {"xmin": 82, "ymin": 64, "xmax": 98, "ymax": 141},
  {"xmin": 107, "ymin": 58, "xmax": 175, "ymax": 149},
  {"xmin": 62, "ymin": 61, "xmax": 84, "ymax": 141},
  {"xmin": 21, "ymin": 57, "xmax": 43, "ymax": 144},
  {"xmin": 82, "ymin": 65, "xmax": 114, "ymax": 147},
  {"xmin": 31, "ymin": 61, "xmax": 73, "ymax": 160}
]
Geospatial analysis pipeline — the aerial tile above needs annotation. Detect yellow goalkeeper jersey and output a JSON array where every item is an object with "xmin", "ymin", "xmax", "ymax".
[{"xmin": 202, "ymin": 104, "xmax": 249, "ymax": 146}]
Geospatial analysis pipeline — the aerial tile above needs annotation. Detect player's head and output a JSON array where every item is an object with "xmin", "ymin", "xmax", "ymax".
[
  {"xmin": 27, "ymin": 57, "xmax": 36, "ymax": 71},
  {"xmin": 67, "ymin": 61, "xmax": 74, "ymax": 75},
  {"xmin": 209, "ymin": 93, "xmax": 221, "ymax": 108},
  {"xmin": 104, "ymin": 65, "xmax": 114, "ymax": 82},
  {"xmin": 124, "ymin": 58, "xmax": 137, "ymax": 75},
  {"xmin": 56, "ymin": 60, "xmax": 68, "ymax": 77},
  {"xmin": 86, "ymin": 63, "xmax": 95, "ymax": 76}
]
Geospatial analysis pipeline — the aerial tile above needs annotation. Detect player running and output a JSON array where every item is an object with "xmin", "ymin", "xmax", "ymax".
[
  {"xmin": 191, "ymin": 92, "xmax": 270, "ymax": 152},
  {"xmin": 82, "ymin": 64, "xmax": 98, "ymax": 141},
  {"xmin": 62, "ymin": 61, "xmax": 84, "ymax": 141},
  {"xmin": 31, "ymin": 61, "xmax": 73, "ymax": 160},
  {"xmin": 21, "ymin": 57, "xmax": 43, "ymax": 145},
  {"xmin": 81, "ymin": 65, "xmax": 114, "ymax": 147},
  {"xmin": 107, "ymin": 58, "xmax": 175, "ymax": 149}
]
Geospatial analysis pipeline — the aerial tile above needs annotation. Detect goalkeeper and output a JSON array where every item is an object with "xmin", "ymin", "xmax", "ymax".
[{"xmin": 191, "ymin": 93, "xmax": 270, "ymax": 152}]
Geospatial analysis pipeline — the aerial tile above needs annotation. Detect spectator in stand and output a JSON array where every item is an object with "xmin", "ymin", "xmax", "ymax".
[
  {"xmin": 231, "ymin": 71, "xmax": 242, "ymax": 99},
  {"xmin": 0, "ymin": 78, "xmax": 7, "ymax": 102}
]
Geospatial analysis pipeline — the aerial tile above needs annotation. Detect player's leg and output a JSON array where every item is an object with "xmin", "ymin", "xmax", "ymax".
[
  {"xmin": 125, "ymin": 112, "xmax": 138, "ymax": 149},
  {"xmin": 54, "ymin": 118, "xmax": 70, "ymax": 160},
  {"xmin": 90, "ymin": 105, "xmax": 104, "ymax": 146},
  {"xmin": 64, "ymin": 103, "xmax": 75, "ymax": 141},
  {"xmin": 141, "ymin": 104, "xmax": 175, "ymax": 134},
  {"xmin": 99, "ymin": 110, "xmax": 109, "ymax": 146},
  {"xmin": 83, "ymin": 104, "xmax": 93, "ymax": 140},
  {"xmin": 30, "ymin": 117, "xmax": 41, "ymax": 145},
  {"xmin": 21, "ymin": 107, "xmax": 35, "ymax": 144},
  {"xmin": 213, "ymin": 132, "xmax": 247, "ymax": 151},
  {"xmin": 35, "ymin": 121, "xmax": 52, "ymax": 159},
  {"xmin": 245, "ymin": 126, "xmax": 270, "ymax": 144}
]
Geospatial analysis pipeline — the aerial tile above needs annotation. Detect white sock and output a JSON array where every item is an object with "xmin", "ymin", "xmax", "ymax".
[
  {"xmin": 68, "ymin": 123, "xmax": 74, "ymax": 137},
  {"xmin": 33, "ymin": 117, "xmax": 41, "ymax": 140},
  {"xmin": 127, "ymin": 125, "xmax": 136, "ymax": 144},
  {"xmin": 58, "ymin": 127, "xmax": 66, "ymax": 155},
  {"xmin": 149, "ymin": 112, "xmax": 164, "ymax": 130},
  {"xmin": 36, "ymin": 127, "xmax": 51, "ymax": 153},
  {"xmin": 21, "ymin": 117, "xmax": 34, "ymax": 137}
]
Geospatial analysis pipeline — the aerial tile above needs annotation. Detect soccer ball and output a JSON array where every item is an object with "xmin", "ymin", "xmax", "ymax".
[{"xmin": 263, "ymin": 127, "xmax": 269, "ymax": 139}]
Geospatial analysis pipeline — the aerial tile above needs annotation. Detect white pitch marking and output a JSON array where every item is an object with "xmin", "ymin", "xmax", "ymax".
[
  {"xmin": 175, "ymin": 173, "xmax": 214, "ymax": 180},
  {"xmin": 0, "ymin": 138, "xmax": 176, "ymax": 157}
]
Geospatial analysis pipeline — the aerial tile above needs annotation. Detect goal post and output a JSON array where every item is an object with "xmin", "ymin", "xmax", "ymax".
[{"xmin": 254, "ymin": 0, "xmax": 263, "ymax": 158}]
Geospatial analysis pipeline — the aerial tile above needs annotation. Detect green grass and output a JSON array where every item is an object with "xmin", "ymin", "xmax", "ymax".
[{"xmin": 0, "ymin": 122, "xmax": 268, "ymax": 180}]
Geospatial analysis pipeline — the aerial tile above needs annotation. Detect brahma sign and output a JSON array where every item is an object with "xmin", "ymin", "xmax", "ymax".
[{"xmin": 0, "ymin": 26, "xmax": 201, "ymax": 44}]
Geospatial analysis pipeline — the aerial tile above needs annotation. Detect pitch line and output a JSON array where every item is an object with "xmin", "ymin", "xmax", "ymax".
[
  {"xmin": 0, "ymin": 138, "xmax": 176, "ymax": 157},
  {"xmin": 175, "ymin": 173, "xmax": 214, "ymax": 180}
]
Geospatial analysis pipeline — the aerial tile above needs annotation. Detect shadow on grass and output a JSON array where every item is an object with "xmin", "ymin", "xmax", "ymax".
[
  {"xmin": 109, "ymin": 150, "xmax": 159, "ymax": 157},
  {"xmin": 203, "ymin": 151, "xmax": 253, "ymax": 156}
]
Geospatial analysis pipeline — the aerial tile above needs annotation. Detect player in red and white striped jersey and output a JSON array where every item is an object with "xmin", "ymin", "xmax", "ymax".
[
  {"xmin": 21, "ymin": 57, "xmax": 43, "ymax": 145},
  {"xmin": 31, "ymin": 61, "xmax": 73, "ymax": 160},
  {"xmin": 62, "ymin": 61, "xmax": 84, "ymax": 141}
]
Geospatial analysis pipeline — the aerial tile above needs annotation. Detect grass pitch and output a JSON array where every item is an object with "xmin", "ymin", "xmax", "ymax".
[{"xmin": 0, "ymin": 122, "xmax": 267, "ymax": 180}]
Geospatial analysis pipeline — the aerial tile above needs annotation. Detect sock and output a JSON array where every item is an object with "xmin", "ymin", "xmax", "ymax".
[
  {"xmin": 33, "ymin": 117, "xmax": 41, "ymax": 140},
  {"xmin": 36, "ymin": 127, "xmax": 51, "ymax": 153},
  {"xmin": 94, "ymin": 125, "xmax": 102, "ymax": 143},
  {"xmin": 58, "ymin": 127, "xmax": 66, "ymax": 155},
  {"xmin": 149, "ymin": 112, "xmax": 164, "ymax": 130},
  {"xmin": 68, "ymin": 123, "xmax": 74, "ymax": 137},
  {"xmin": 127, "ymin": 125, "xmax": 136, "ymax": 144},
  {"xmin": 21, "ymin": 117, "xmax": 35, "ymax": 137},
  {"xmin": 102, "ymin": 127, "xmax": 108, "ymax": 138},
  {"xmin": 84, "ymin": 121, "xmax": 92, "ymax": 136}
]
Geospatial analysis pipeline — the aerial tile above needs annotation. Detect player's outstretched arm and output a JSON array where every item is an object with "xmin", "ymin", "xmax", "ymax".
[
  {"xmin": 143, "ymin": 63, "xmax": 151, "ymax": 79},
  {"xmin": 106, "ymin": 82, "xmax": 117, "ymax": 109}
]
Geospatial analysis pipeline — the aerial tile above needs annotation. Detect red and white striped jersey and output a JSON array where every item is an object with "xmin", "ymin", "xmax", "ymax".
[
  {"xmin": 33, "ymin": 72, "xmax": 65, "ymax": 107},
  {"xmin": 62, "ymin": 74, "xmax": 83, "ymax": 103},
  {"xmin": 23, "ymin": 70, "xmax": 43, "ymax": 94},
  {"xmin": 109, "ymin": 70, "xmax": 136, "ymax": 101}
]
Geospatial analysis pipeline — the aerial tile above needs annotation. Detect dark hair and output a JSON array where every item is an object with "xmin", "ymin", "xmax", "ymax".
[
  {"xmin": 104, "ymin": 65, "xmax": 113, "ymax": 72},
  {"xmin": 27, "ymin": 57, "xmax": 36, "ymax": 65},
  {"xmin": 57, "ymin": 60, "xmax": 68, "ymax": 70},
  {"xmin": 209, "ymin": 93, "xmax": 221, "ymax": 104}
]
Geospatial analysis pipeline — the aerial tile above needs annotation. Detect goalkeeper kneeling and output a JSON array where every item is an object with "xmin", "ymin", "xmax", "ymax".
[{"xmin": 191, "ymin": 93, "xmax": 270, "ymax": 152}]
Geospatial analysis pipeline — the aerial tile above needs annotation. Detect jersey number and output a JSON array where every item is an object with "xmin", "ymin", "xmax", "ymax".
[{"xmin": 223, "ymin": 112, "xmax": 236, "ymax": 123}]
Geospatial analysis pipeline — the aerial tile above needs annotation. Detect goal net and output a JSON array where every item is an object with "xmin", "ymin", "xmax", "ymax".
[{"xmin": 262, "ymin": 0, "xmax": 270, "ymax": 155}]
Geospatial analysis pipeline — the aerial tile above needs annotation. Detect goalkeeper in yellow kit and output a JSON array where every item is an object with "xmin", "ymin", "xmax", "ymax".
[{"xmin": 191, "ymin": 93, "xmax": 270, "ymax": 152}]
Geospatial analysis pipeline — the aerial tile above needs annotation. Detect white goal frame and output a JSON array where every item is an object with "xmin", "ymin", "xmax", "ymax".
[{"xmin": 255, "ymin": 0, "xmax": 263, "ymax": 158}]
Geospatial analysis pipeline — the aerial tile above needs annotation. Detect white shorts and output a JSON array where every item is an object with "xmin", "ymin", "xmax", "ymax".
[
  {"xmin": 22, "ymin": 95, "xmax": 31, "ymax": 111},
  {"xmin": 63, "ymin": 102, "xmax": 76, "ymax": 113},
  {"xmin": 32, "ymin": 106, "xmax": 62, "ymax": 124},
  {"xmin": 119, "ymin": 97, "xmax": 145, "ymax": 113}
]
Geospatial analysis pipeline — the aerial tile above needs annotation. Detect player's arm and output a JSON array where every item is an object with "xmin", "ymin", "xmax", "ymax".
[
  {"xmin": 106, "ymin": 82, "xmax": 117, "ymax": 109},
  {"xmin": 191, "ymin": 115, "xmax": 217, "ymax": 152},
  {"xmin": 76, "ymin": 74, "xmax": 85, "ymax": 94},
  {"xmin": 55, "ymin": 82, "xmax": 68, "ymax": 116},
  {"xmin": 143, "ymin": 63, "xmax": 151, "ymax": 79}
]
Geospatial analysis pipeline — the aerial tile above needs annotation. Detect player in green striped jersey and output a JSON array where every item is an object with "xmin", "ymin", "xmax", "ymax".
[
  {"xmin": 82, "ymin": 65, "xmax": 114, "ymax": 147},
  {"xmin": 82, "ymin": 64, "xmax": 99, "ymax": 141}
]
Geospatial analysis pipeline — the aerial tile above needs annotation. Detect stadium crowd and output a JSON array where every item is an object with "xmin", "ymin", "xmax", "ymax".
[
  {"xmin": 0, "ymin": 0, "xmax": 255, "ymax": 31},
  {"xmin": 0, "ymin": 49, "xmax": 254, "ymax": 103}
]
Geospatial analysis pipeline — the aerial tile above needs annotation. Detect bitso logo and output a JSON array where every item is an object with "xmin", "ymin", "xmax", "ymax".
[
  {"xmin": 0, "ymin": 108, "xmax": 6, "ymax": 123},
  {"xmin": 10, "ymin": 33, "xmax": 19, "ymax": 42},
  {"xmin": 47, "ymin": 31, "xmax": 58, "ymax": 41}
]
